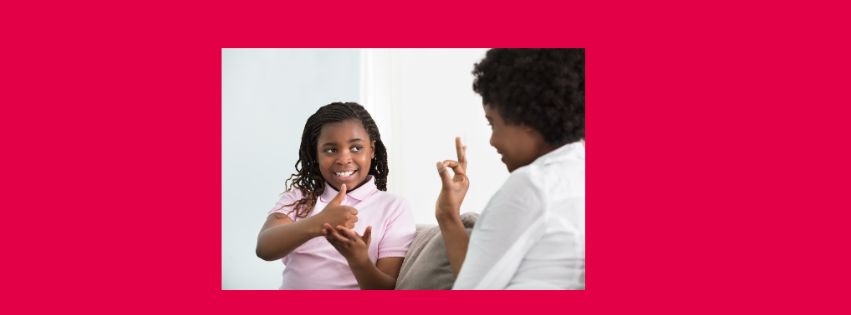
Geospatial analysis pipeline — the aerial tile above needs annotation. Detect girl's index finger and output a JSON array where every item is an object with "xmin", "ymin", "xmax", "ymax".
[
  {"xmin": 336, "ymin": 225, "xmax": 359, "ymax": 240},
  {"xmin": 326, "ymin": 226, "xmax": 348, "ymax": 243},
  {"xmin": 455, "ymin": 137, "xmax": 467, "ymax": 167}
]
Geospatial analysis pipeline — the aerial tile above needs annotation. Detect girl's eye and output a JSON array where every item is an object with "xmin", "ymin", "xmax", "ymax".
[
  {"xmin": 324, "ymin": 148, "xmax": 336, "ymax": 154},
  {"xmin": 351, "ymin": 146, "xmax": 362, "ymax": 152}
]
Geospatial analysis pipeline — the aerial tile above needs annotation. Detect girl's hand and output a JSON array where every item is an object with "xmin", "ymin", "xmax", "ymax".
[
  {"xmin": 323, "ymin": 223, "xmax": 372, "ymax": 266},
  {"xmin": 314, "ymin": 184, "xmax": 358, "ymax": 232},
  {"xmin": 435, "ymin": 137, "xmax": 469, "ymax": 221}
]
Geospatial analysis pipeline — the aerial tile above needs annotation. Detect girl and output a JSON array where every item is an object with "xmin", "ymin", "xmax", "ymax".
[
  {"xmin": 435, "ymin": 49, "xmax": 585, "ymax": 289},
  {"xmin": 256, "ymin": 102, "xmax": 415, "ymax": 290}
]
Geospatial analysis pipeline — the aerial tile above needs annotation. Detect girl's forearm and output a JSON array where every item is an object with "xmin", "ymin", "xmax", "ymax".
[
  {"xmin": 348, "ymin": 259, "xmax": 396, "ymax": 290},
  {"xmin": 256, "ymin": 217, "xmax": 322, "ymax": 261}
]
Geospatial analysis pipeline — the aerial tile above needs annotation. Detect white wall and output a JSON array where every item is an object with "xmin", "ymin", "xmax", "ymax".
[
  {"xmin": 222, "ymin": 48, "xmax": 507, "ymax": 290},
  {"xmin": 360, "ymin": 49, "xmax": 507, "ymax": 225}
]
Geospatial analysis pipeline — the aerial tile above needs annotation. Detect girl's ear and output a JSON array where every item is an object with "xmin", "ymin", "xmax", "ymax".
[{"xmin": 371, "ymin": 140, "xmax": 376, "ymax": 159}]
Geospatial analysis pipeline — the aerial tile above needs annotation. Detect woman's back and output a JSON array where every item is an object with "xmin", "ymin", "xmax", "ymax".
[{"xmin": 454, "ymin": 141, "xmax": 585, "ymax": 289}]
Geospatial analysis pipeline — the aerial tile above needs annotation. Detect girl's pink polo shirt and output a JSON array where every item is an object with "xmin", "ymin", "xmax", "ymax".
[{"xmin": 268, "ymin": 176, "xmax": 416, "ymax": 289}]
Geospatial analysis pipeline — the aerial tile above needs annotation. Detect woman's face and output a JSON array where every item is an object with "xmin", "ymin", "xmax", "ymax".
[
  {"xmin": 316, "ymin": 119, "xmax": 375, "ymax": 191},
  {"xmin": 484, "ymin": 104, "xmax": 550, "ymax": 172}
]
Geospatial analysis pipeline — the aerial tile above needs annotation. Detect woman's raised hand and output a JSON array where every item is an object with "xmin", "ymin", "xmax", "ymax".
[{"xmin": 435, "ymin": 137, "xmax": 469, "ymax": 220}]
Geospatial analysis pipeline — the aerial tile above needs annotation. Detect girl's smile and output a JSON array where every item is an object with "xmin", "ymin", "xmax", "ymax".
[{"xmin": 334, "ymin": 169, "xmax": 359, "ymax": 179}]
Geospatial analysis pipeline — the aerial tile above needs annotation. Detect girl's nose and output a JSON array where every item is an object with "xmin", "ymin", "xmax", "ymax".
[{"xmin": 336, "ymin": 152, "xmax": 352, "ymax": 164}]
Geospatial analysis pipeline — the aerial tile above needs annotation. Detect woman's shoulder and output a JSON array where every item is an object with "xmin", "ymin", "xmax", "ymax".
[
  {"xmin": 512, "ymin": 151, "xmax": 584, "ymax": 190},
  {"xmin": 499, "ymin": 151, "xmax": 584, "ymax": 211},
  {"xmin": 495, "ymin": 164, "xmax": 559, "ymax": 210},
  {"xmin": 503, "ymin": 165, "xmax": 546, "ymax": 192}
]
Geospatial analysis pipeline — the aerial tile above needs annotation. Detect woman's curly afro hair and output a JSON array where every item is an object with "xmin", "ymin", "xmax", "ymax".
[{"xmin": 472, "ymin": 48, "xmax": 585, "ymax": 146}]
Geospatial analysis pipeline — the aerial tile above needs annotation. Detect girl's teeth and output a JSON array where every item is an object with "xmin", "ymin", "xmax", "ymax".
[{"xmin": 335, "ymin": 170, "xmax": 356, "ymax": 177}]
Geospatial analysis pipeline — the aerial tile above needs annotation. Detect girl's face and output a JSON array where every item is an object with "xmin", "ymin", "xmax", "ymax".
[
  {"xmin": 484, "ymin": 104, "xmax": 552, "ymax": 172},
  {"xmin": 316, "ymin": 119, "xmax": 375, "ymax": 191}
]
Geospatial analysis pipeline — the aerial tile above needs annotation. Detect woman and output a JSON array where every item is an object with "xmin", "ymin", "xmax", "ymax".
[{"xmin": 435, "ymin": 48, "xmax": 585, "ymax": 289}]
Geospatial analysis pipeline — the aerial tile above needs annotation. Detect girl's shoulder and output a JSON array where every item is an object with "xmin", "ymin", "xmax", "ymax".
[
  {"xmin": 363, "ymin": 190, "xmax": 412, "ymax": 212},
  {"xmin": 269, "ymin": 188, "xmax": 310, "ymax": 214},
  {"xmin": 276, "ymin": 188, "xmax": 308, "ymax": 204},
  {"xmin": 283, "ymin": 187, "xmax": 306, "ymax": 199},
  {"xmin": 366, "ymin": 189, "xmax": 403, "ymax": 202}
]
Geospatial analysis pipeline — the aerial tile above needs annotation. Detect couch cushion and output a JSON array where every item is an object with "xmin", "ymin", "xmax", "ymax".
[{"xmin": 395, "ymin": 213, "xmax": 478, "ymax": 290}]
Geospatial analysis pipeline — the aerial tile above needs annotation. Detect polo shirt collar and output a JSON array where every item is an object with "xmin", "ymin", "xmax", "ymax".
[{"xmin": 319, "ymin": 175, "xmax": 378, "ymax": 203}]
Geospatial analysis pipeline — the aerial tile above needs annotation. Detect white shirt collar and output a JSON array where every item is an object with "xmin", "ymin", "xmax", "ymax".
[{"xmin": 534, "ymin": 140, "xmax": 585, "ymax": 166}]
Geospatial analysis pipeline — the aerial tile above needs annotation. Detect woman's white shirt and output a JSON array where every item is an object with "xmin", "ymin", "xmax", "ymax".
[{"xmin": 453, "ymin": 141, "xmax": 585, "ymax": 290}]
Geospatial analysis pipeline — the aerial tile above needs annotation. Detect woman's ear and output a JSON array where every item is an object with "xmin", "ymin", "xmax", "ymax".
[{"xmin": 523, "ymin": 125, "xmax": 544, "ymax": 137}]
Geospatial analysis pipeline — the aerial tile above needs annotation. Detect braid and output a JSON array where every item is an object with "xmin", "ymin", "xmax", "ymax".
[{"xmin": 284, "ymin": 102, "xmax": 389, "ymax": 218}]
